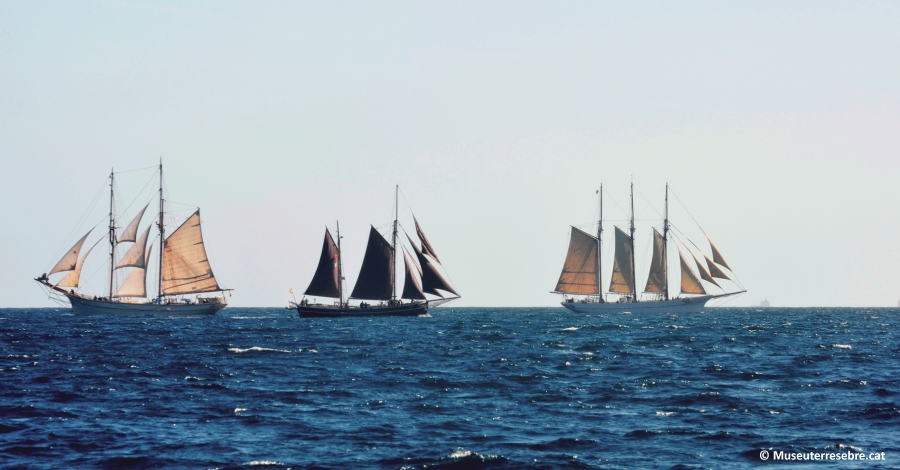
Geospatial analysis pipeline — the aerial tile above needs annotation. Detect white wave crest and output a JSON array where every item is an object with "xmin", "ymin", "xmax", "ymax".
[{"xmin": 228, "ymin": 346, "xmax": 291, "ymax": 353}]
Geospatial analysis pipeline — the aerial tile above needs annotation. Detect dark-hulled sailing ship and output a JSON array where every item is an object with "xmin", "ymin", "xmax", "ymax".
[
  {"xmin": 293, "ymin": 186, "xmax": 458, "ymax": 317},
  {"xmin": 553, "ymin": 183, "xmax": 744, "ymax": 313},
  {"xmin": 35, "ymin": 163, "xmax": 230, "ymax": 315}
]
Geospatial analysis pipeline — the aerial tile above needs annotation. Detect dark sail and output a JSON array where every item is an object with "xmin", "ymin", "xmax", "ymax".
[
  {"xmin": 349, "ymin": 226, "xmax": 393, "ymax": 300},
  {"xmin": 400, "ymin": 249, "xmax": 426, "ymax": 300},
  {"xmin": 407, "ymin": 230, "xmax": 457, "ymax": 297},
  {"xmin": 304, "ymin": 228, "xmax": 340, "ymax": 298},
  {"xmin": 414, "ymin": 217, "xmax": 440, "ymax": 263},
  {"xmin": 643, "ymin": 228, "xmax": 667, "ymax": 294}
]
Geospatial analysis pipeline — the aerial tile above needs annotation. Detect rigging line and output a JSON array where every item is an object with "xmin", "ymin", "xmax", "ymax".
[
  {"xmin": 634, "ymin": 186, "xmax": 665, "ymax": 220},
  {"xmin": 668, "ymin": 186, "xmax": 704, "ymax": 229},
  {"xmin": 47, "ymin": 176, "xmax": 109, "ymax": 271},
  {"xmin": 113, "ymin": 165, "xmax": 158, "ymax": 175},
  {"xmin": 115, "ymin": 172, "xmax": 157, "ymax": 220}
]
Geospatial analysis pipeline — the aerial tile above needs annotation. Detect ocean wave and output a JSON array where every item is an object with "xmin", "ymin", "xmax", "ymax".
[{"xmin": 227, "ymin": 346, "xmax": 291, "ymax": 353}]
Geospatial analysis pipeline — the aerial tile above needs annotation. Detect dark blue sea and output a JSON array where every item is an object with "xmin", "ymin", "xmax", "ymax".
[{"xmin": 1, "ymin": 307, "xmax": 898, "ymax": 469}]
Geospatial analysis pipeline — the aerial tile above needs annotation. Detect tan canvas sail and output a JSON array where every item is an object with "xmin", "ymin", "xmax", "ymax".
[
  {"xmin": 56, "ymin": 240, "xmax": 99, "ymax": 288},
  {"xmin": 678, "ymin": 246, "xmax": 706, "ymax": 295},
  {"xmin": 161, "ymin": 210, "xmax": 222, "ymax": 295},
  {"xmin": 609, "ymin": 227, "xmax": 634, "ymax": 294},
  {"xmin": 49, "ymin": 229, "xmax": 93, "ymax": 275},
  {"xmin": 553, "ymin": 227, "xmax": 599, "ymax": 295},
  {"xmin": 702, "ymin": 251, "xmax": 733, "ymax": 280},
  {"xmin": 118, "ymin": 203, "xmax": 149, "ymax": 244},
  {"xmin": 701, "ymin": 228, "xmax": 732, "ymax": 271},
  {"xmin": 116, "ymin": 225, "xmax": 151, "ymax": 269},
  {"xmin": 643, "ymin": 228, "xmax": 667, "ymax": 294},
  {"xmin": 686, "ymin": 244, "xmax": 721, "ymax": 288},
  {"xmin": 114, "ymin": 245, "xmax": 153, "ymax": 298}
]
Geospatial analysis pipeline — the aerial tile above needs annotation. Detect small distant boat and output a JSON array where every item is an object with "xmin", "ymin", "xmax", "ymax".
[
  {"xmin": 759, "ymin": 299, "xmax": 771, "ymax": 308},
  {"xmin": 554, "ymin": 183, "xmax": 744, "ymax": 314},
  {"xmin": 294, "ymin": 186, "xmax": 458, "ymax": 317},
  {"xmin": 36, "ymin": 163, "xmax": 230, "ymax": 315}
]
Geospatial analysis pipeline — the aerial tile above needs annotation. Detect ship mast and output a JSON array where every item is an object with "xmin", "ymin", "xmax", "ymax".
[
  {"xmin": 597, "ymin": 184, "xmax": 603, "ymax": 302},
  {"xmin": 391, "ymin": 184, "xmax": 398, "ymax": 303},
  {"xmin": 336, "ymin": 220, "xmax": 344, "ymax": 306},
  {"xmin": 629, "ymin": 180, "xmax": 637, "ymax": 302},
  {"xmin": 157, "ymin": 160, "xmax": 164, "ymax": 301},
  {"xmin": 108, "ymin": 169, "xmax": 116, "ymax": 298},
  {"xmin": 663, "ymin": 183, "xmax": 669, "ymax": 301}
]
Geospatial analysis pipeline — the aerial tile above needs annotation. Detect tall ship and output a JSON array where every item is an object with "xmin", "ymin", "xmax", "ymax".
[
  {"xmin": 293, "ymin": 186, "xmax": 459, "ymax": 317},
  {"xmin": 35, "ymin": 163, "xmax": 230, "ymax": 315},
  {"xmin": 553, "ymin": 183, "xmax": 744, "ymax": 314}
]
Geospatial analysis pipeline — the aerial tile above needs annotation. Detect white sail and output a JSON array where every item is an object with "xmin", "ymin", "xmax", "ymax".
[
  {"xmin": 114, "ymin": 245, "xmax": 153, "ymax": 298},
  {"xmin": 161, "ymin": 210, "xmax": 221, "ymax": 295},
  {"xmin": 49, "ymin": 230, "xmax": 93, "ymax": 275},
  {"xmin": 678, "ymin": 246, "xmax": 706, "ymax": 295},
  {"xmin": 56, "ymin": 240, "xmax": 99, "ymax": 288},
  {"xmin": 116, "ymin": 225, "xmax": 151, "ymax": 269},
  {"xmin": 118, "ymin": 203, "xmax": 149, "ymax": 244}
]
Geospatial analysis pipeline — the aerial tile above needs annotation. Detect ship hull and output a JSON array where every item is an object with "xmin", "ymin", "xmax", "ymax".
[
  {"xmin": 66, "ymin": 293, "xmax": 226, "ymax": 316},
  {"xmin": 297, "ymin": 302, "xmax": 427, "ymax": 318},
  {"xmin": 561, "ymin": 295, "xmax": 715, "ymax": 314}
]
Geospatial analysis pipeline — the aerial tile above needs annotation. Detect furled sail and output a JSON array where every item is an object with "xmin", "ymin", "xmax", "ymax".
[
  {"xmin": 49, "ymin": 229, "xmax": 93, "ymax": 275},
  {"xmin": 643, "ymin": 228, "xmax": 667, "ymax": 294},
  {"xmin": 118, "ymin": 203, "xmax": 149, "ymax": 244},
  {"xmin": 407, "ymin": 230, "xmax": 457, "ymax": 297},
  {"xmin": 349, "ymin": 226, "xmax": 394, "ymax": 300},
  {"xmin": 161, "ymin": 210, "xmax": 222, "ymax": 295},
  {"xmin": 553, "ymin": 227, "xmax": 599, "ymax": 295},
  {"xmin": 304, "ymin": 228, "xmax": 341, "ymax": 298},
  {"xmin": 414, "ymin": 217, "xmax": 440, "ymax": 263},
  {"xmin": 702, "ymin": 228, "xmax": 732, "ymax": 271},
  {"xmin": 678, "ymin": 246, "xmax": 706, "ymax": 295},
  {"xmin": 56, "ymin": 240, "xmax": 99, "ymax": 288},
  {"xmin": 116, "ymin": 225, "xmax": 151, "ymax": 269},
  {"xmin": 608, "ymin": 227, "xmax": 635, "ymax": 295},
  {"xmin": 686, "ymin": 244, "xmax": 721, "ymax": 288},
  {"xmin": 114, "ymin": 245, "xmax": 153, "ymax": 298},
  {"xmin": 400, "ymin": 248, "xmax": 426, "ymax": 300}
]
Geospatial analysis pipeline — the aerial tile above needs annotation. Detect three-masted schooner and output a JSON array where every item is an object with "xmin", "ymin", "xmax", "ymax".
[
  {"xmin": 293, "ymin": 186, "xmax": 458, "ymax": 317},
  {"xmin": 553, "ymin": 183, "xmax": 744, "ymax": 314},
  {"xmin": 35, "ymin": 163, "xmax": 230, "ymax": 315}
]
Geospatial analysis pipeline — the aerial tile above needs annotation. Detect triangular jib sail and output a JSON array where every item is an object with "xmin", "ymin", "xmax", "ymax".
[
  {"xmin": 56, "ymin": 239, "xmax": 100, "ymax": 288},
  {"xmin": 608, "ymin": 227, "xmax": 635, "ymax": 295},
  {"xmin": 161, "ymin": 210, "xmax": 222, "ymax": 295},
  {"xmin": 643, "ymin": 228, "xmax": 667, "ymax": 294},
  {"xmin": 304, "ymin": 228, "xmax": 341, "ymax": 298},
  {"xmin": 349, "ymin": 226, "xmax": 394, "ymax": 300},
  {"xmin": 702, "ymin": 227, "xmax": 732, "ymax": 271},
  {"xmin": 414, "ymin": 217, "xmax": 440, "ymax": 263},
  {"xmin": 400, "ymin": 248, "xmax": 426, "ymax": 300},
  {"xmin": 678, "ymin": 246, "xmax": 706, "ymax": 295},
  {"xmin": 553, "ymin": 227, "xmax": 599, "ymax": 295},
  {"xmin": 49, "ymin": 229, "xmax": 93, "ymax": 275}
]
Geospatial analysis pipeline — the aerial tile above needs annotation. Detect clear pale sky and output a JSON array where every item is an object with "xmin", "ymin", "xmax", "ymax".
[{"xmin": 2, "ymin": 1, "xmax": 899, "ymax": 307}]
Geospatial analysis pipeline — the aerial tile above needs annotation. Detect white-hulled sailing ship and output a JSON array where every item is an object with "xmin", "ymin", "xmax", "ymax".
[
  {"xmin": 35, "ymin": 163, "xmax": 230, "ymax": 315},
  {"xmin": 293, "ymin": 186, "xmax": 459, "ymax": 317},
  {"xmin": 553, "ymin": 183, "xmax": 744, "ymax": 313}
]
